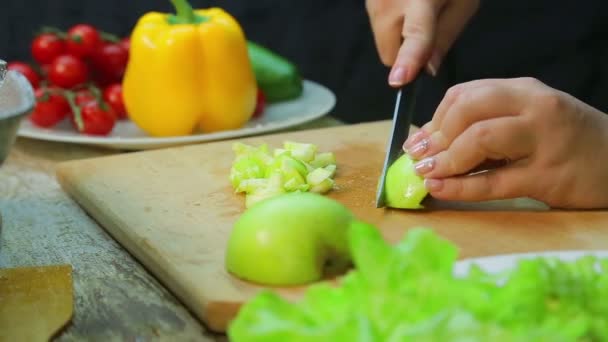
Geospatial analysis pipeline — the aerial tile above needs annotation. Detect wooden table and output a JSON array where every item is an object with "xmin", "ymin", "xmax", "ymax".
[{"xmin": 0, "ymin": 116, "xmax": 343, "ymax": 341}]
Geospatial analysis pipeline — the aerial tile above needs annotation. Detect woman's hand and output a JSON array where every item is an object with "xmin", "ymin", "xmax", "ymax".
[
  {"xmin": 403, "ymin": 77, "xmax": 608, "ymax": 209},
  {"xmin": 366, "ymin": 0, "xmax": 479, "ymax": 86}
]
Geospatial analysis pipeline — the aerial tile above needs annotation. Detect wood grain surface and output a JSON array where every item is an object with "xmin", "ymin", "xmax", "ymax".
[
  {"xmin": 0, "ymin": 138, "xmax": 220, "ymax": 341},
  {"xmin": 0, "ymin": 116, "xmax": 341, "ymax": 341},
  {"xmin": 54, "ymin": 120, "xmax": 608, "ymax": 333}
]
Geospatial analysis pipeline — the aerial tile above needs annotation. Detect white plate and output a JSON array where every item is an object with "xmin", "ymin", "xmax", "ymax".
[
  {"xmin": 454, "ymin": 250, "xmax": 608, "ymax": 277},
  {"xmin": 17, "ymin": 80, "xmax": 336, "ymax": 150}
]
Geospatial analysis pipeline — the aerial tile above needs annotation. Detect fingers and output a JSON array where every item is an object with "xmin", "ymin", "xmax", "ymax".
[
  {"xmin": 389, "ymin": 0, "xmax": 439, "ymax": 86},
  {"xmin": 367, "ymin": 0, "xmax": 478, "ymax": 87},
  {"xmin": 406, "ymin": 79, "xmax": 531, "ymax": 160},
  {"xmin": 425, "ymin": 79, "xmax": 516, "ymax": 133},
  {"xmin": 423, "ymin": 163, "xmax": 532, "ymax": 202},
  {"xmin": 370, "ymin": 14, "xmax": 403, "ymax": 66},
  {"xmin": 437, "ymin": 82, "xmax": 528, "ymax": 144},
  {"xmin": 367, "ymin": 1, "xmax": 403, "ymax": 67},
  {"xmin": 428, "ymin": 0, "xmax": 479, "ymax": 73},
  {"xmin": 403, "ymin": 129, "xmax": 429, "ymax": 151},
  {"xmin": 401, "ymin": 77, "xmax": 546, "ymax": 203},
  {"xmin": 415, "ymin": 117, "xmax": 534, "ymax": 178}
]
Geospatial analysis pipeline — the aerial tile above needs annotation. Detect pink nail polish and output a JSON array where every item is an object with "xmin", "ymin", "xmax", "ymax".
[
  {"xmin": 424, "ymin": 178, "xmax": 443, "ymax": 192},
  {"xmin": 425, "ymin": 52, "xmax": 441, "ymax": 77},
  {"xmin": 407, "ymin": 138, "xmax": 429, "ymax": 157},
  {"xmin": 414, "ymin": 157, "xmax": 435, "ymax": 175},
  {"xmin": 389, "ymin": 66, "xmax": 407, "ymax": 86},
  {"xmin": 403, "ymin": 130, "xmax": 425, "ymax": 150}
]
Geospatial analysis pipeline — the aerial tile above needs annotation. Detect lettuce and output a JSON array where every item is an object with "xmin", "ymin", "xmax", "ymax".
[{"xmin": 228, "ymin": 222, "xmax": 608, "ymax": 341}]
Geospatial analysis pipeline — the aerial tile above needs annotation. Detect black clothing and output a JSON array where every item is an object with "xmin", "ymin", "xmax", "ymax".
[{"xmin": 2, "ymin": 1, "xmax": 607, "ymax": 126}]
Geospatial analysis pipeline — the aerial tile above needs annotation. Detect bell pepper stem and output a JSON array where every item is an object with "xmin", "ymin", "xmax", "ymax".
[{"xmin": 170, "ymin": 0, "xmax": 197, "ymax": 23}]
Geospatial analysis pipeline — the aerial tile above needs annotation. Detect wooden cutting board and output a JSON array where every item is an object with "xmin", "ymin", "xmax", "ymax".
[
  {"xmin": 0, "ymin": 264, "xmax": 74, "ymax": 341},
  {"xmin": 55, "ymin": 120, "xmax": 608, "ymax": 333}
]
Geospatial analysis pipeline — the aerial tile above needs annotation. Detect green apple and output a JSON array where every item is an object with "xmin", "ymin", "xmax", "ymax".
[
  {"xmin": 265, "ymin": 154, "xmax": 309, "ymax": 192},
  {"xmin": 230, "ymin": 141, "xmax": 338, "ymax": 207},
  {"xmin": 384, "ymin": 153, "xmax": 428, "ymax": 209},
  {"xmin": 225, "ymin": 192, "xmax": 355, "ymax": 286}
]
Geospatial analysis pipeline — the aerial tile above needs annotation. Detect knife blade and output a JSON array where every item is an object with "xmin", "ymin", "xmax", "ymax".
[{"xmin": 375, "ymin": 75, "xmax": 422, "ymax": 208}]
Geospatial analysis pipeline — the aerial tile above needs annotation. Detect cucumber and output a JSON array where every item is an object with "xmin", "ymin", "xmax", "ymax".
[{"xmin": 247, "ymin": 41, "xmax": 303, "ymax": 102}]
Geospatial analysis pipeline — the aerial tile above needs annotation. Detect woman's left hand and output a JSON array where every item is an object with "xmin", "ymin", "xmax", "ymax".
[{"xmin": 403, "ymin": 77, "xmax": 608, "ymax": 209}]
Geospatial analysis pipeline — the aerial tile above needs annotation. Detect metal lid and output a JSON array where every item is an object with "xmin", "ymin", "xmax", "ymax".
[
  {"xmin": 0, "ymin": 69, "xmax": 35, "ymax": 119},
  {"xmin": 0, "ymin": 59, "xmax": 6, "ymax": 83}
]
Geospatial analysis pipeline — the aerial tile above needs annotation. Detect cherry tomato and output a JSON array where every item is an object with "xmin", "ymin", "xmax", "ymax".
[
  {"xmin": 103, "ymin": 84, "xmax": 127, "ymax": 119},
  {"xmin": 75, "ymin": 89, "xmax": 96, "ymax": 106},
  {"xmin": 71, "ymin": 100, "xmax": 116, "ymax": 135},
  {"xmin": 31, "ymin": 33, "xmax": 65, "ymax": 65},
  {"xmin": 40, "ymin": 64, "xmax": 52, "ymax": 78},
  {"xmin": 48, "ymin": 54, "xmax": 89, "ymax": 89},
  {"xmin": 66, "ymin": 24, "xmax": 101, "ymax": 58},
  {"xmin": 7, "ymin": 61, "xmax": 40, "ymax": 89},
  {"xmin": 90, "ymin": 42, "xmax": 128, "ymax": 86},
  {"xmin": 29, "ymin": 87, "xmax": 71, "ymax": 127},
  {"xmin": 252, "ymin": 89, "xmax": 266, "ymax": 118},
  {"xmin": 119, "ymin": 37, "xmax": 130, "ymax": 52}
]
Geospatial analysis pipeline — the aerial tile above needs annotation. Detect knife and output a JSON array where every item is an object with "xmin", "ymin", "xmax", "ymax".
[{"xmin": 375, "ymin": 75, "xmax": 422, "ymax": 208}]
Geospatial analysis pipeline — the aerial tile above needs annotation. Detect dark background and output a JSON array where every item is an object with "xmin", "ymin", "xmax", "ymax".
[{"xmin": 2, "ymin": 0, "xmax": 608, "ymax": 126}]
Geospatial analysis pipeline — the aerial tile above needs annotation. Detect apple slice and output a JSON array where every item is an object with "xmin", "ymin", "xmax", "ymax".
[
  {"xmin": 309, "ymin": 152, "xmax": 336, "ymax": 168},
  {"xmin": 283, "ymin": 141, "xmax": 317, "ymax": 163},
  {"xmin": 244, "ymin": 172, "xmax": 286, "ymax": 208},
  {"xmin": 307, "ymin": 167, "xmax": 335, "ymax": 193},
  {"xmin": 385, "ymin": 153, "xmax": 428, "ymax": 209},
  {"xmin": 225, "ymin": 192, "xmax": 355, "ymax": 286},
  {"xmin": 229, "ymin": 141, "xmax": 338, "ymax": 206},
  {"xmin": 230, "ymin": 143, "xmax": 273, "ymax": 189}
]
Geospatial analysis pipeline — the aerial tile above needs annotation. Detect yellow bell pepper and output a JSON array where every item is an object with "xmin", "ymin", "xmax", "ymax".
[{"xmin": 122, "ymin": 0, "xmax": 257, "ymax": 137}]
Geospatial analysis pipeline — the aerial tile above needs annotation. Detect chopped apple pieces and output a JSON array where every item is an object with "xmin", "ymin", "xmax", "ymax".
[{"xmin": 230, "ymin": 141, "xmax": 338, "ymax": 207}]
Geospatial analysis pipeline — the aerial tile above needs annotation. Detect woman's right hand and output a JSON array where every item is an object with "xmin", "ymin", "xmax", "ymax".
[{"xmin": 366, "ymin": 0, "xmax": 480, "ymax": 86}]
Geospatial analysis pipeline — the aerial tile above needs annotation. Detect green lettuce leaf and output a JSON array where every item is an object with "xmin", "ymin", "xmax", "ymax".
[{"xmin": 228, "ymin": 222, "xmax": 608, "ymax": 341}]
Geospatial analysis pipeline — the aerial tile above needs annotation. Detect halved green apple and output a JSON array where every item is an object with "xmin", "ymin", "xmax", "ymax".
[
  {"xmin": 225, "ymin": 192, "xmax": 355, "ymax": 286},
  {"xmin": 384, "ymin": 153, "xmax": 428, "ymax": 209}
]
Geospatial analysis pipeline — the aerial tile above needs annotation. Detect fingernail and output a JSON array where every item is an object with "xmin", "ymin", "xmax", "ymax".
[
  {"xmin": 403, "ymin": 131, "xmax": 425, "ymax": 150},
  {"xmin": 424, "ymin": 178, "xmax": 443, "ymax": 192},
  {"xmin": 389, "ymin": 66, "xmax": 407, "ymax": 86},
  {"xmin": 407, "ymin": 138, "xmax": 429, "ymax": 158},
  {"xmin": 414, "ymin": 157, "xmax": 435, "ymax": 175},
  {"xmin": 425, "ymin": 52, "xmax": 441, "ymax": 77}
]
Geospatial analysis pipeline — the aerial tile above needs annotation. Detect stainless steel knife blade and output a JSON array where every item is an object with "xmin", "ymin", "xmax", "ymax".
[{"xmin": 375, "ymin": 76, "xmax": 422, "ymax": 208}]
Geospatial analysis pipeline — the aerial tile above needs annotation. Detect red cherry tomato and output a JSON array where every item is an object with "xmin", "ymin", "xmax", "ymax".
[
  {"xmin": 40, "ymin": 64, "xmax": 52, "ymax": 78},
  {"xmin": 29, "ymin": 87, "xmax": 71, "ymax": 127},
  {"xmin": 71, "ymin": 101, "xmax": 116, "ymax": 136},
  {"xmin": 103, "ymin": 84, "xmax": 127, "ymax": 119},
  {"xmin": 90, "ymin": 42, "xmax": 128, "ymax": 86},
  {"xmin": 7, "ymin": 61, "xmax": 40, "ymax": 89},
  {"xmin": 31, "ymin": 33, "xmax": 65, "ymax": 65},
  {"xmin": 66, "ymin": 24, "xmax": 101, "ymax": 58},
  {"xmin": 75, "ymin": 89, "xmax": 96, "ymax": 106},
  {"xmin": 252, "ymin": 89, "xmax": 266, "ymax": 118},
  {"xmin": 48, "ymin": 55, "xmax": 89, "ymax": 89},
  {"xmin": 119, "ymin": 37, "xmax": 130, "ymax": 52}
]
